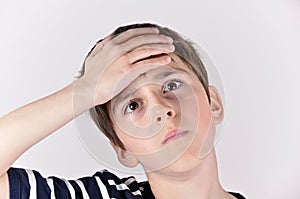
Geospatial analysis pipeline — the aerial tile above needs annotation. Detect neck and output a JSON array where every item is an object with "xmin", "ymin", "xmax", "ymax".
[{"xmin": 145, "ymin": 150, "xmax": 232, "ymax": 199}]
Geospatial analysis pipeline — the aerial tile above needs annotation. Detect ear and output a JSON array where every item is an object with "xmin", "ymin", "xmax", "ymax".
[
  {"xmin": 208, "ymin": 86, "xmax": 224, "ymax": 124},
  {"xmin": 110, "ymin": 141, "xmax": 139, "ymax": 168}
]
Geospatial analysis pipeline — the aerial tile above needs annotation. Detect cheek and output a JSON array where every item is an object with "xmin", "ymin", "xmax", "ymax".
[
  {"xmin": 196, "ymin": 94, "xmax": 212, "ymax": 134},
  {"xmin": 179, "ymin": 85, "xmax": 212, "ymax": 147},
  {"xmin": 186, "ymin": 90, "xmax": 214, "ymax": 158},
  {"xmin": 114, "ymin": 124, "xmax": 157, "ymax": 154},
  {"xmin": 179, "ymin": 84, "xmax": 211, "ymax": 128},
  {"xmin": 129, "ymin": 107, "xmax": 150, "ymax": 127}
]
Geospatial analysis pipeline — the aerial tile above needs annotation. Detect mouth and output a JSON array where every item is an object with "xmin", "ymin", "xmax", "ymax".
[{"xmin": 162, "ymin": 129, "xmax": 188, "ymax": 145}]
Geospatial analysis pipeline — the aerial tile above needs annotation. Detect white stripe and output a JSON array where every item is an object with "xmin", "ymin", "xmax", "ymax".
[
  {"xmin": 62, "ymin": 179, "xmax": 76, "ymax": 199},
  {"xmin": 95, "ymin": 177, "xmax": 110, "ymax": 199},
  {"xmin": 108, "ymin": 180, "xmax": 141, "ymax": 196},
  {"xmin": 131, "ymin": 190, "xmax": 142, "ymax": 196},
  {"xmin": 124, "ymin": 178, "xmax": 142, "ymax": 195},
  {"xmin": 75, "ymin": 180, "xmax": 90, "ymax": 199},
  {"xmin": 46, "ymin": 178, "xmax": 56, "ymax": 199},
  {"xmin": 108, "ymin": 180, "xmax": 128, "ymax": 190},
  {"xmin": 124, "ymin": 178, "xmax": 136, "ymax": 186},
  {"xmin": 25, "ymin": 169, "xmax": 37, "ymax": 199}
]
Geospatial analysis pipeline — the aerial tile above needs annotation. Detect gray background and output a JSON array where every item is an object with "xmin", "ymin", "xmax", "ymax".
[{"xmin": 1, "ymin": 0, "xmax": 300, "ymax": 198}]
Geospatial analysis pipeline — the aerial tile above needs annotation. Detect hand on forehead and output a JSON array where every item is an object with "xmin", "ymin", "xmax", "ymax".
[{"xmin": 111, "ymin": 53, "xmax": 191, "ymax": 103}]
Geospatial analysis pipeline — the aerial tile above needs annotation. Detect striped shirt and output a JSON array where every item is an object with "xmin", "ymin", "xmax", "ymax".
[
  {"xmin": 8, "ymin": 167, "xmax": 246, "ymax": 199},
  {"xmin": 8, "ymin": 168, "xmax": 155, "ymax": 199}
]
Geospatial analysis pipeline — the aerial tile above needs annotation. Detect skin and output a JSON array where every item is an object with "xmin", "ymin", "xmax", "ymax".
[
  {"xmin": 109, "ymin": 54, "xmax": 212, "ymax": 169},
  {"xmin": 0, "ymin": 28, "xmax": 236, "ymax": 199},
  {"xmin": 0, "ymin": 28, "xmax": 174, "ymax": 199},
  {"xmin": 108, "ymin": 54, "xmax": 236, "ymax": 199}
]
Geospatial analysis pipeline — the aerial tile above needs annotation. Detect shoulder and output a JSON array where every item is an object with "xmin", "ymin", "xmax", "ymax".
[
  {"xmin": 229, "ymin": 191, "xmax": 247, "ymax": 199},
  {"xmin": 8, "ymin": 167, "xmax": 147, "ymax": 199},
  {"xmin": 93, "ymin": 169, "xmax": 145, "ymax": 197}
]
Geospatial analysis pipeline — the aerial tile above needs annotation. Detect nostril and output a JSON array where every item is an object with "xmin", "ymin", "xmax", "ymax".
[
  {"xmin": 157, "ymin": 116, "xmax": 162, "ymax": 122},
  {"xmin": 167, "ymin": 111, "xmax": 172, "ymax": 117}
]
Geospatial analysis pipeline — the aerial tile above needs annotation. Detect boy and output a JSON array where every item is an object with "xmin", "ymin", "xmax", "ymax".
[{"xmin": 0, "ymin": 23, "xmax": 245, "ymax": 199}]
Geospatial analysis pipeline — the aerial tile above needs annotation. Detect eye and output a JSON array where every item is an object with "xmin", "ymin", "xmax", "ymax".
[
  {"xmin": 124, "ymin": 99, "xmax": 143, "ymax": 114},
  {"xmin": 162, "ymin": 79, "xmax": 182, "ymax": 93}
]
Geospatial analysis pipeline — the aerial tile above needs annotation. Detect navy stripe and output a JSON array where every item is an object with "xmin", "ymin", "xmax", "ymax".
[
  {"xmin": 229, "ymin": 192, "xmax": 246, "ymax": 199},
  {"xmin": 93, "ymin": 172, "xmax": 112, "ymax": 197},
  {"xmin": 33, "ymin": 170, "xmax": 51, "ymax": 199},
  {"xmin": 8, "ymin": 168, "xmax": 30, "ymax": 199},
  {"xmin": 94, "ymin": 171, "xmax": 142, "ymax": 199},
  {"xmin": 50, "ymin": 176, "xmax": 72, "ymax": 199},
  {"xmin": 123, "ymin": 177, "xmax": 140, "ymax": 193},
  {"xmin": 79, "ymin": 177, "xmax": 103, "ymax": 199},
  {"xmin": 8, "ymin": 168, "xmax": 155, "ymax": 199},
  {"xmin": 69, "ymin": 180, "xmax": 83, "ymax": 199}
]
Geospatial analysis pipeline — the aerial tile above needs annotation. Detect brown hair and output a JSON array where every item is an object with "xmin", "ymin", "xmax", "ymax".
[{"xmin": 83, "ymin": 23, "xmax": 210, "ymax": 150}]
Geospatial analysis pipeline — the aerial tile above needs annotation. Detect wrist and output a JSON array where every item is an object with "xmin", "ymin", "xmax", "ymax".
[{"xmin": 71, "ymin": 79, "xmax": 99, "ymax": 116}]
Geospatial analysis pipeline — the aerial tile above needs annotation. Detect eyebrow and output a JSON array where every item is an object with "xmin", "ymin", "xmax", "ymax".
[{"xmin": 112, "ymin": 68, "xmax": 188, "ymax": 113}]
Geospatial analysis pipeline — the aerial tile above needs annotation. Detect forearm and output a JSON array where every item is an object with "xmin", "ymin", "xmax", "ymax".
[
  {"xmin": 0, "ymin": 27, "xmax": 174, "ymax": 176},
  {"xmin": 0, "ymin": 82, "xmax": 92, "ymax": 175}
]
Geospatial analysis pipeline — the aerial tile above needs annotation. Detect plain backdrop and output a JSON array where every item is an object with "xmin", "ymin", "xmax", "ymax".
[{"xmin": 1, "ymin": 0, "xmax": 300, "ymax": 198}]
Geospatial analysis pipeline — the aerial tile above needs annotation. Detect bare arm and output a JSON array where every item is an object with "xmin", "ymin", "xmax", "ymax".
[
  {"xmin": 0, "ymin": 82, "xmax": 84, "ymax": 176},
  {"xmin": 0, "ymin": 82, "xmax": 95, "ymax": 199},
  {"xmin": 0, "ymin": 27, "xmax": 174, "ymax": 191},
  {"xmin": 0, "ymin": 173, "xmax": 9, "ymax": 199}
]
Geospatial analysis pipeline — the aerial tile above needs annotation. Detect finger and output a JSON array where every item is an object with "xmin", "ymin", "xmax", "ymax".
[
  {"xmin": 126, "ymin": 44, "xmax": 175, "ymax": 64},
  {"xmin": 90, "ymin": 34, "xmax": 113, "ymax": 57},
  {"xmin": 135, "ymin": 54, "xmax": 172, "ymax": 67},
  {"xmin": 102, "ymin": 54, "xmax": 172, "ymax": 102},
  {"xmin": 112, "ymin": 55, "xmax": 172, "ymax": 97},
  {"xmin": 113, "ymin": 27, "xmax": 159, "ymax": 44},
  {"xmin": 119, "ymin": 34, "xmax": 173, "ymax": 54},
  {"xmin": 128, "ymin": 55, "xmax": 172, "ymax": 77}
]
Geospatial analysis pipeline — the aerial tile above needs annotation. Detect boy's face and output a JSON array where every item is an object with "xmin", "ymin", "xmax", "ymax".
[{"xmin": 108, "ymin": 53, "xmax": 222, "ymax": 173}]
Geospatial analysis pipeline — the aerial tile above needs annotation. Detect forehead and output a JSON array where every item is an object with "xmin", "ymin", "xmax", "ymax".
[
  {"xmin": 111, "ymin": 54, "xmax": 193, "ymax": 102},
  {"xmin": 129, "ymin": 53, "xmax": 192, "ymax": 84}
]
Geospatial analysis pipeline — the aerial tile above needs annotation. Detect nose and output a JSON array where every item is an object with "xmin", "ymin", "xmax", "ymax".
[
  {"xmin": 156, "ymin": 107, "xmax": 175, "ymax": 121},
  {"xmin": 146, "ymin": 89, "xmax": 176, "ymax": 123}
]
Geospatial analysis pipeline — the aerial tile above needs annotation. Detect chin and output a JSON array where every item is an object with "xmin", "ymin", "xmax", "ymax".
[{"xmin": 159, "ymin": 150, "xmax": 206, "ymax": 176}]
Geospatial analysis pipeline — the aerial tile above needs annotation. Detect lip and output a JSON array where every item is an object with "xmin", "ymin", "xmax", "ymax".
[{"xmin": 162, "ymin": 129, "xmax": 188, "ymax": 145}]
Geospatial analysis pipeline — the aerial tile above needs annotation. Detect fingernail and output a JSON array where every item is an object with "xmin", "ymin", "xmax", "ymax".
[
  {"xmin": 169, "ymin": 44, "xmax": 175, "ymax": 51},
  {"xmin": 166, "ymin": 36, "xmax": 173, "ymax": 43},
  {"xmin": 165, "ymin": 56, "xmax": 172, "ymax": 62},
  {"xmin": 152, "ymin": 28, "xmax": 159, "ymax": 33}
]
